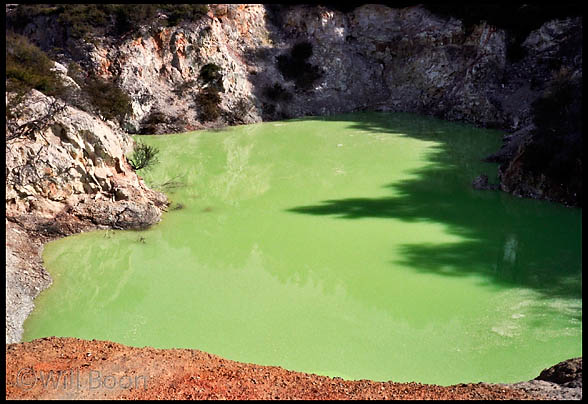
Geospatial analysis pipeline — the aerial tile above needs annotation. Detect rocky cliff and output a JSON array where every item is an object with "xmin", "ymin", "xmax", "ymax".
[{"xmin": 6, "ymin": 3, "xmax": 582, "ymax": 206}]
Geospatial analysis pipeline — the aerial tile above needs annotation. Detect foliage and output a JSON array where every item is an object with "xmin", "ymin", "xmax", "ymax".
[
  {"xmin": 173, "ymin": 80, "xmax": 197, "ymax": 97},
  {"xmin": 159, "ymin": 4, "xmax": 209, "ymax": 27},
  {"xmin": 128, "ymin": 141, "xmax": 160, "ymax": 171},
  {"xmin": 140, "ymin": 111, "xmax": 169, "ymax": 134},
  {"xmin": 226, "ymin": 98, "xmax": 253, "ymax": 125},
  {"xmin": 10, "ymin": 4, "xmax": 209, "ymax": 39},
  {"xmin": 276, "ymin": 41, "xmax": 323, "ymax": 90},
  {"xmin": 195, "ymin": 63, "xmax": 224, "ymax": 121},
  {"xmin": 5, "ymin": 32, "xmax": 66, "ymax": 98},
  {"xmin": 199, "ymin": 63, "xmax": 225, "ymax": 92},
  {"xmin": 84, "ymin": 76, "xmax": 132, "ymax": 122},
  {"xmin": 114, "ymin": 4, "xmax": 159, "ymax": 35},
  {"xmin": 195, "ymin": 89, "xmax": 222, "ymax": 122}
]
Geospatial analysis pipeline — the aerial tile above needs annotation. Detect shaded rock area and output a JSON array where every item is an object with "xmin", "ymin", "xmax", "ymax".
[
  {"xmin": 472, "ymin": 174, "xmax": 499, "ymax": 190},
  {"xmin": 5, "ymin": 89, "xmax": 168, "ymax": 344},
  {"xmin": 6, "ymin": 337, "xmax": 545, "ymax": 400},
  {"xmin": 502, "ymin": 358, "xmax": 582, "ymax": 400}
]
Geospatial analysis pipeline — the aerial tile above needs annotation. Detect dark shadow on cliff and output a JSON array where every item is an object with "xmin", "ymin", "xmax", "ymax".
[{"xmin": 286, "ymin": 112, "xmax": 582, "ymax": 302}]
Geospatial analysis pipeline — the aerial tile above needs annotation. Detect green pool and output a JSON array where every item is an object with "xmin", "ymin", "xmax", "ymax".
[{"xmin": 23, "ymin": 112, "xmax": 582, "ymax": 385}]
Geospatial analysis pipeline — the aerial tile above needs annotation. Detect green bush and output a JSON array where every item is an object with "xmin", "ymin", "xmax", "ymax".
[
  {"xmin": 195, "ymin": 63, "xmax": 224, "ymax": 122},
  {"xmin": 128, "ymin": 141, "xmax": 160, "ymax": 171},
  {"xmin": 140, "ymin": 111, "xmax": 169, "ymax": 134},
  {"xmin": 199, "ymin": 63, "xmax": 224, "ymax": 92},
  {"xmin": 114, "ymin": 4, "xmax": 159, "ymax": 35},
  {"xmin": 195, "ymin": 88, "xmax": 222, "ymax": 122},
  {"xmin": 173, "ymin": 80, "xmax": 197, "ymax": 97},
  {"xmin": 10, "ymin": 4, "xmax": 208, "ymax": 39},
  {"xmin": 5, "ymin": 32, "xmax": 65, "ymax": 98},
  {"xmin": 84, "ymin": 76, "xmax": 132, "ymax": 122},
  {"xmin": 56, "ymin": 4, "xmax": 115, "ymax": 39},
  {"xmin": 227, "ymin": 98, "xmax": 253, "ymax": 124},
  {"xmin": 160, "ymin": 4, "xmax": 209, "ymax": 26}
]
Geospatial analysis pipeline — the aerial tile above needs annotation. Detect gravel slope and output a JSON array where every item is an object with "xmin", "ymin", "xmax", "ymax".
[{"xmin": 6, "ymin": 337, "xmax": 547, "ymax": 400}]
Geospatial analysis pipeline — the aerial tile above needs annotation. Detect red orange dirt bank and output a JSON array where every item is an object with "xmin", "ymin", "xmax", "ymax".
[{"xmin": 6, "ymin": 337, "xmax": 545, "ymax": 400}]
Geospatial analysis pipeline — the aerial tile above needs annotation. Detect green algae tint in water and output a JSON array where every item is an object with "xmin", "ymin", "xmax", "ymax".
[{"xmin": 24, "ymin": 113, "xmax": 582, "ymax": 386}]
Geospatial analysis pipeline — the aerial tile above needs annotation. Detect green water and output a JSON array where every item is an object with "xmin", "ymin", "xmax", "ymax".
[{"xmin": 23, "ymin": 113, "xmax": 582, "ymax": 385}]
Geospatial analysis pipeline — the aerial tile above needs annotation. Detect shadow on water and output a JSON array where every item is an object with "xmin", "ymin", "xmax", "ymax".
[{"xmin": 286, "ymin": 112, "xmax": 582, "ymax": 302}]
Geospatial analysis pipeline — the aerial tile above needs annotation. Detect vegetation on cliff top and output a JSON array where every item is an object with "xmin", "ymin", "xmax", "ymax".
[
  {"xmin": 5, "ymin": 32, "xmax": 66, "ymax": 100},
  {"xmin": 10, "ymin": 4, "xmax": 209, "ymax": 39}
]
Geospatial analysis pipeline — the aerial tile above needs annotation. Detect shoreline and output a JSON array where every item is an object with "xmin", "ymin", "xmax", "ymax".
[{"xmin": 6, "ymin": 336, "xmax": 574, "ymax": 400}]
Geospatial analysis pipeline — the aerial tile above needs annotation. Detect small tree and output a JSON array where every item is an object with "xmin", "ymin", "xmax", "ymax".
[{"xmin": 128, "ymin": 141, "xmax": 160, "ymax": 171}]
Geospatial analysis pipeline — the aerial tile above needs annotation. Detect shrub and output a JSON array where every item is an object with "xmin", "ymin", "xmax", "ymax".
[
  {"xmin": 56, "ymin": 4, "xmax": 115, "ymax": 39},
  {"xmin": 128, "ymin": 141, "xmax": 160, "ymax": 171},
  {"xmin": 5, "ymin": 32, "xmax": 65, "ymax": 98},
  {"xmin": 140, "ymin": 111, "xmax": 169, "ymax": 134},
  {"xmin": 199, "ymin": 63, "xmax": 224, "ymax": 92},
  {"xmin": 114, "ymin": 4, "xmax": 158, "ymax": 35},
  {"xmin": 195, "ymin": 88, "xmax": 222, "ymax": 122},
  {"xmin": 84, "ymin": 76, "xmax": 132, "ymax": 122},
  {"xmin": 173, "ymin": 80, "xmax": 197, "ymax": 97},
  {"xmin": 9, "ymin": 4, "xmax": 208, "ymax": 39},
  {"xmin": 160, "ymin": 4, "xmax": 209, "ymax": 26},
  {"xmin": 195, "ymin": 63, "xmax": 224, "ymax": 122},
  {"xmin": 227, "ymin": 98, "xmax": 253, "ymax": 124}
]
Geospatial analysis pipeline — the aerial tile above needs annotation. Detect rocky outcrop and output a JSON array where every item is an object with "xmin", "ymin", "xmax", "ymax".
[
  {"xmin": 85, "ymin": 4, "xmax": 269, "ymax": 133},
  {"xmin": 487, "ymin": 17, "xmax": 582, "ymax": 207},
  {"xmin": 505, "ymin": 358, "xmax": 582, "ymax": 400},
  {"xmin": 472, "ymin": 174, "xmax": 499, "ymax": 190},
  {"xmin": 6, "ymin": 89, "xmax": 167, "ymax": 233},
  {"xmin": 5, "ymin": 89, "xmax": 168, "ymax": 343},
  {"xmin": 15, "ymin": 4, "xmax": 570, "ymax": 133}
]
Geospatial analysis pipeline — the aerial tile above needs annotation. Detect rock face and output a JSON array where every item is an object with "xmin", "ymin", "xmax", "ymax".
[
  {"xmin": 6, "ymin": 89, "xmax": 167, "ymax": 234},
  {"xmin": 7, "ymin": 4, "xmax": 582, "ymax": 205},
  {"xmin": 94, "ymin": 4, "xmax": 512, "ymax": 129},
  {"xmin": 506, "ymin": 358, "xmax": 582, "ymax": 400},
  {"xmin": 11, "ymin": 3, "xmax": 577, "ymax": 205},
  {"xmin": 5, "ymin": 89, "xmax": 168, "ymax": 343}
]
